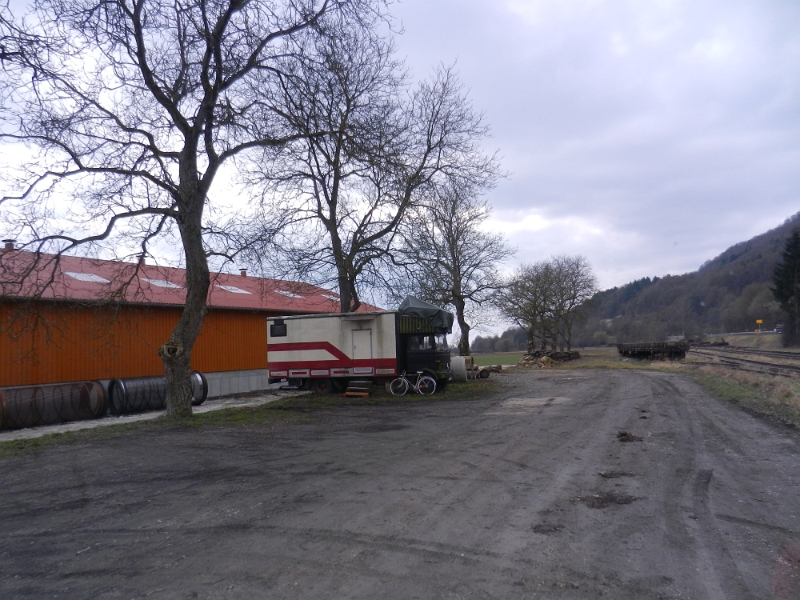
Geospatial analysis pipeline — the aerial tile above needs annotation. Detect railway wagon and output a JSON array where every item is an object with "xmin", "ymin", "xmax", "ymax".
[
  {"xmin": 617, "ymin": 341, "xmax": 689, "ymax": 360},
  {"xmin": 267, "ymin": 297, "xmax": 454, "ymax": 392}
]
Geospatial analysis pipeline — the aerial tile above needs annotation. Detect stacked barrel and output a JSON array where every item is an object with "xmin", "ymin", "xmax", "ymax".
[{"xmin": 0, "ymin": 372, "xmax": 207, "ymax": 431}]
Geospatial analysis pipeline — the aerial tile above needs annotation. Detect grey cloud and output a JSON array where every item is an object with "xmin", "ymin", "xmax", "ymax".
[{"xmin": 393, "ymin": 0, "xmax": 800, "ymax": 288}]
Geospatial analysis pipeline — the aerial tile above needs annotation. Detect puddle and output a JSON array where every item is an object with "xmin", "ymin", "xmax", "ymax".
[
  {"xmin": 488, "ymin": 397, "xmax": 570, "ymax": 414},
  {"xmin": 573, "ymin": 492, "xmax": 641, "ymax": 509},
  {"xmin": 360, "ymin": 423, "xmax": 408, "ymax": 433},
  {"xmin": 598, "ymin": 471, "xmax": 634, "ymax": 479},
  {"xmin": 532, "ymin": 523, "xmax": 564, "ymax": 535},
  {"xmin": 617, "ymin": 431, "xmax": 643, "ymax": 442}
]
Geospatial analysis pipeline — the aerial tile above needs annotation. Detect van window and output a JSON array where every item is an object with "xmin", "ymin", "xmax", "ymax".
[
  {"xmin": 407, "ymin": 334, "xmax": 448, "ymax": 352},
  {"xmin": 435, "ymin": 334, "xmax": 448, "ymax": 352}
]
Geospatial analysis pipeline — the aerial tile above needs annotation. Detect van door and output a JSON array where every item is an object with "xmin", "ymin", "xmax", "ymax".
[{"xmin": 352, "ymin": 329, "xmax": 373, "ymax": 360}]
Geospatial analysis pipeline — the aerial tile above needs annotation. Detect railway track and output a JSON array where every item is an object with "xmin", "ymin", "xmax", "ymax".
[
  {"xmin": 690, "ymin": 348, "xmax": 800, "ymax": 377},
  {"xmin": 696, "ymin": 346, "xmax": 800, "ymax": 360}
]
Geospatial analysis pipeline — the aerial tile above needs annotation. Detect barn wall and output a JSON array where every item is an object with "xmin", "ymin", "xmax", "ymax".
[
  {"xmin": 194, "ymin": 309, "xmax": 269, "ymax": 373},
  {"xmin": 0, "ymin": 302, "xmax": 269, "ymax": 387}
]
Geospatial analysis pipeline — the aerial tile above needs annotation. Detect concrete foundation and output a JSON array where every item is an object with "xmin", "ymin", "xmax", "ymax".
[
  {"xmin": 205, "ymin": 369, "xmax": 279, "ymax": 398},
  {"xmin": 1, "ymin": 369, "xmax": 281, "ymax": 402}
]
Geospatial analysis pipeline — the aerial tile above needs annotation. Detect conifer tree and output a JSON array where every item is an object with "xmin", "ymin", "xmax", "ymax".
[{"xmin": 772, "ymin": 228, "xmax": 800, "ymax": 346}]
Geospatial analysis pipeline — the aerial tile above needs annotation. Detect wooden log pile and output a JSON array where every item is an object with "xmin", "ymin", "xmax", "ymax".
[
  {"xmin": 518, "ymin": 350, "xmax": 581, "ymax": 368},
  {"xmin": 467, "ymin": 364, "xmax": 504, "ymax": 379}
]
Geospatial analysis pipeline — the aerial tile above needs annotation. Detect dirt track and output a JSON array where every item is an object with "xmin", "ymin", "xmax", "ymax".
[{"xmin": 2, "ymin": 369, "xmax": 800, "ymax": 599}]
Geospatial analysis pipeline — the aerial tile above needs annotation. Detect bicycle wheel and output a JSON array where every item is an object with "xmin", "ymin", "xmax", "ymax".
[
  {"xmin": 417, "ymin": 376, "xmax": 436, "ymax": 395},
  {"xmin": 389, "ymin": 377, "xmax": 409, "ymax": 396}
]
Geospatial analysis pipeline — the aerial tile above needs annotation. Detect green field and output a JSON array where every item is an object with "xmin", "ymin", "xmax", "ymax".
[{"xmin": 470, "ymin": 352, "xmax": 525, "ymax": 366}]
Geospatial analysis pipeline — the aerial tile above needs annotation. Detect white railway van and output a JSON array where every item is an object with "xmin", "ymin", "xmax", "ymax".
[{"xmin": 267, "ymin": 298, "xmax": 453, "ymax": 393}]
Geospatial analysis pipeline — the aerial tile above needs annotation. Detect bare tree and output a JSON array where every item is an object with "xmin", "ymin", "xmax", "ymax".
[
  {"xmin": 0, "ymin": 0, "xmax": 381, "ymax": 416},
  {"xmin": 0, "ymin": 1, "xmax": 21, "ymax": 62},
  {"xmin": 395, "ymin": 180, "xmax": 512, "ymax": 356},
  {"xmin": 497, "ymin": 262, "xmax": 553, "ymax": 353},
  {"xmin": 549, "ymin": 255, "xmax": 598, "ymax": 350},
  {"xmin": 244, "ymin": 21, "xmax": 499, "ymax": 312},
  {"xmin": 498, "ymin": 256, "xmax": 597, "ymax": 353}
]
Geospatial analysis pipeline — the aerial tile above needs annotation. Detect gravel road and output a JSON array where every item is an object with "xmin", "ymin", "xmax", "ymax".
[{"xmin": 1, "ymin": 369, "xmax": 799, "ymax": 599}]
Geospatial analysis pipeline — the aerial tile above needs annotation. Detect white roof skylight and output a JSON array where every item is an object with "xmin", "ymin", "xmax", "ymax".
[
  {"xmin": 64, "ymin": 272, "xmax": 110, "ymax": 284},
  {"xmin": 142, "ymin": 278, "xmax": 182, "ymax": 289},
  {"xmin": 217, "ymin": 284, "xmax": 251, "ymax": 295},
  {"xmin": 276, "ymin": 290, "xmax": 303, "ymax": 299}
]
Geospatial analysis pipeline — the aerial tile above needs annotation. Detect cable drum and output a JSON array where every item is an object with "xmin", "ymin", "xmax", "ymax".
[
  {"xmin": 190, "ymin": 371, "xmax": 208, "ymax": 406},
  {"xmin": 0, "ymin": 381, "xmax": 107, "ymax": 431},
  {"xmin": 108, "ymin": 377, "xmax": 164, "ymax": 415},
  {"xmin": 451, "ymin": 356, "xmax": 468, "ymax": 383},
  {"xmin": 108, "ymin": 372, "xmax": 208, "ymax": 416}
]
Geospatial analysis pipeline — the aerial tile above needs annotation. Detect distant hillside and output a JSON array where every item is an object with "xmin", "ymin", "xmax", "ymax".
[{"xmin": 574, "ymin": 212, "xmax": 800, "ymax": 345}]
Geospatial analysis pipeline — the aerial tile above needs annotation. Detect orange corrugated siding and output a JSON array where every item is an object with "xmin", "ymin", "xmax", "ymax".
[
  {"xmin": 0, "ymin": 302, "xmax": 269, "ymax": 387},
  {"xmin": 194, "ymin": 310, "xmax": 268, "ymax": 373}
]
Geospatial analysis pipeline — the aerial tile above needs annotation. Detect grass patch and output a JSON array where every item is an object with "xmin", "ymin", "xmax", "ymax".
[
  {"xmin": 266, "ymin": 379, "xmax": 497, "ymax": 409},
  {"xmin": 0, "ymin": 417, "xmax": 175, "ymax": 459},
  {"xmin": 471, "ymin": 352, "xmax": 525, "ymax": 366},
  {"xmin": 719, "ymin": 332, "xmax": 783, "ymax": 350},
  {"xmin": 554, "ymin": 347, "xmax": 661, "ymax": 371},
  {"xmin": 559, "ymin": 347, "xmax": 800, "ymax": 428},
  {"xmin": 0, "ymin": 395, "xmax": 312, "ymax": 458},
  {"xmin": 0, "ymin": 380, "xmax": 498, "ymax": 458},
  {"xmin": 684, "ymin": 367, "xmax": 800, "ymax": 429},
  {"xmin": 473, "ymin": 347, "xmax": 686, "ymax": 371},
  {"xmin": 185, "ymin": 402, "xmax": 312, "ymax": 427}
]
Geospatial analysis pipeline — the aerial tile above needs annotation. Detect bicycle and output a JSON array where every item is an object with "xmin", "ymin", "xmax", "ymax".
[{"xmin": 389, "ymin": 371, "xmax": 437, "ymax": 396}]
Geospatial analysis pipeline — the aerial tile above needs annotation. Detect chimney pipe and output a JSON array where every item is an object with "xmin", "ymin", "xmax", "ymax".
[
  {"xmin": 2, "ymin": 239, "xmax": 15, "ymax": 251},
  {"xmin": 240, "ymin": 269, "xmax": 247, "ymax": 277}
]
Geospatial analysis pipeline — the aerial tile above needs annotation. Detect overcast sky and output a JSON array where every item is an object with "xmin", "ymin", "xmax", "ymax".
[
  {"xmin": 2, "ymin": 0, "xmax": 798, "ymax": 295},
  {"xmin": 389, "ymin": 0, "xmax": 800, "ymax": 289}
]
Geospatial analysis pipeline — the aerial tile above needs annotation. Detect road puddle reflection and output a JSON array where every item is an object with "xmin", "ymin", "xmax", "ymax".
[{"xmin": 488, "ymin": 396, "xmax": 570, "ymax": 414}]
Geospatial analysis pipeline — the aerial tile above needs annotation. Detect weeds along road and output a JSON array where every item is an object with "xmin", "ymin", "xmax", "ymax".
[{"xmin": 2, "ymin": 369, "xmax": 800, "ymax": 599}]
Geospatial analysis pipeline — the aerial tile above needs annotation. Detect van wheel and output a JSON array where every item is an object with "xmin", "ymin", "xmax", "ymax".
[{"xmin": 310, "ymin": 379, "xmax": 333, "ymax": 394}]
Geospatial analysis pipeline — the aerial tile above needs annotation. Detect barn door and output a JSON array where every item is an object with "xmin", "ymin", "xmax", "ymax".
[{"xmin": 352, "ymin": 329, "xmax": 373, "ymax": 360}]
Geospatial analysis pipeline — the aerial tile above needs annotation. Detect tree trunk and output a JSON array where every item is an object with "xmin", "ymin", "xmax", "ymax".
[
  {"xmin": 337, "ymin": 271, "xmax": 360, "ymax": 313},
  {"xmin": 565, "ymin": 313, "xmax": 574, "ymax": 351},
  {"xmin": 160, "ymin": 183, "xmax": 210, "ymax": 417},
  {"xmin": 331, "ymin": 230, "xmax": 350, "ymax": 312},
  {"xmin": 451, "ymin": 295, "xmax": 470, "ymax": 356},
  {"xmin": 334, "ymin": 248, "xmax": 360, "ymax": 313},
  {"xmin": 338, "ymin": 272, "xmax": 352, "ymax": 313},
  {"xmin": 349, "ymin": 281, "xmax": 361, "ymax": 313}
]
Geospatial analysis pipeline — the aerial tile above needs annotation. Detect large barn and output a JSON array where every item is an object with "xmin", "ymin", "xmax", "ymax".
[{"xmin": 0, "ymin": 244, "xmax": 376, "ymax": 397}]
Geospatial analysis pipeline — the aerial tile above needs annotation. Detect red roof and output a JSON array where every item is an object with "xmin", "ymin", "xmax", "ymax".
[{"xmin": 0, "ymin": 250, "xmax": 381, "ymax": 314}]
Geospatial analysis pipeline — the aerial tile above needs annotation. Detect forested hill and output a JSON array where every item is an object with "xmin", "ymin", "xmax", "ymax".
[{"xmin": 574, "ymin": 212, "xmax": 800, "ymax": 345}]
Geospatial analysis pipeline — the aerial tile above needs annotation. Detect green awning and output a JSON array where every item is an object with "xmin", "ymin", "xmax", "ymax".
[{"xmin": 397, "ymin": 296, "xmax": 454, "ymax": 333}]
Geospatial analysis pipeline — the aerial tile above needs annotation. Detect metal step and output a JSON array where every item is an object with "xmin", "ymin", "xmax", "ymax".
[{"xmin": 344, "ymin": 380, "xmax": 374, "ymax": 397}]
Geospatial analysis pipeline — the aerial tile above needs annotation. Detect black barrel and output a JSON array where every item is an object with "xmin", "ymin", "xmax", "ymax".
[
  {"xmin": 190, "ymin": 371, "xmax": 208, "ymax": 406},
  {"xmin": 108, "ymin": 371, "xmax": 208, "ymax": 416},
  {"xmin": 0, "ymin": 381, "xmax": 107, "ymax": 431}
]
